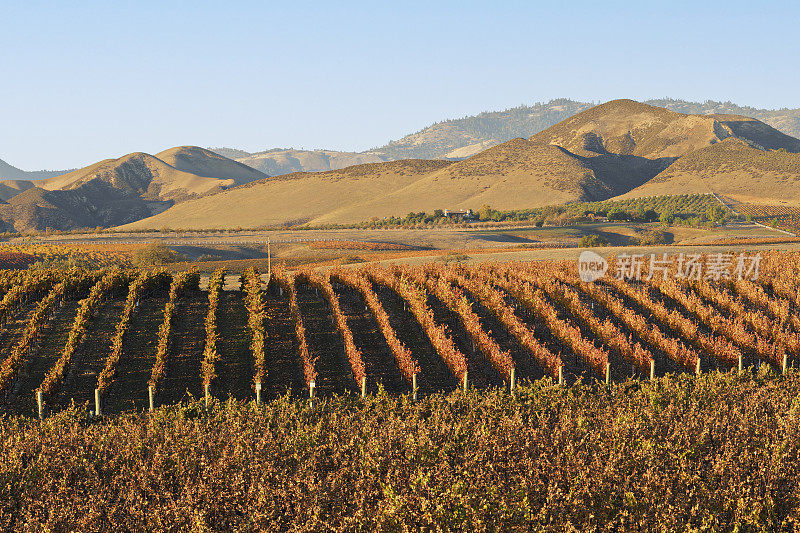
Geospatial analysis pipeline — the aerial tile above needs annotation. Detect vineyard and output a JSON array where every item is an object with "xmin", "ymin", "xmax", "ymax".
[
  {"xmin": 734, "ymin": 203, "xmax": 800, "ymax": 235},
  {"xmin": 0, "ymin": 243, "xmax": 134, "ymax": 269},
  {"xmin": 1, "ymin": 251, "xmax": 800, "ymax": 416}
]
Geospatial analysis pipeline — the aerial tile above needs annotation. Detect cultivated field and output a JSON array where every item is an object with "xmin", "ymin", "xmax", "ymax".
[{"xmin": 1, "ymin": 251, "xmax": 799, "ymax": 417}]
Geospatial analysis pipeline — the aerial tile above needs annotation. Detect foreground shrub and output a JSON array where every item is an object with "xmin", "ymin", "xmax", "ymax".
[
  {"xmin": 133, "ymin": 244, "xmax": 186, "ymax": 267},
  {"xmin": 1, "ymin": 371, "xmax": 800, "ymax": 531}
]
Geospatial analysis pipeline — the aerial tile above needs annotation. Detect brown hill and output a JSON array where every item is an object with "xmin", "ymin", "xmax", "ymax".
[
  {"xmin": 0, "ymin": 180, "xmax": 36, "ymax": 202},
  {"xmin": 308, "ymin": 139, "xmax": 613, "ymax": 225},
  {"xmin": 155, "ymin": 146, "xmax": 266, "ymax": 185},
  {"xmin": 39, "ymin": 151, "xmax": 247, "ymax": 203},
  {"xmin": 0, "ymin": 147, "xmax": 267, "ymax": 232},
  {"xmin": 121, "ymin": 138, "xmax": 625, "ymax": 229},
  {"xmin": 530, "ymin": 99, "xmax": 800, "ymax": 158},
  {"xmin": 121, "ymin": 159, "xmax": 453, "ymax": 229},
  {"xmin": 620, "ymin": 138, "xmax": 800, "ymax": 204},
  {"xmin": 0, "ymin": 180, "xmax": 152, "ymax": 232}
]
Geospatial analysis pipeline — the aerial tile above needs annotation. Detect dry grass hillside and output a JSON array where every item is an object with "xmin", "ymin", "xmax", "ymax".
[
  {"xmin": 0, "ymin": 180, "xmax": 35, "ymax": 202},
  {"xmin": 531, "ymin": 99, "xmax": 800, "ymax": 158},
  {"xmin": 621, "ymin": 138, "xmax": 800, "ymax": 204},
  {"xmin": 0, "ymin": 180, "xmax": 151, "ymax": 232},
  {"xmin": 155, "ymin": 146, "xmax": 266, "ymax": 185},
  {"xmin": 122, "ymin": 139, "xmax": 619, "ymax": 229},
  {"xmin": 40, "ymin": 151, "xmax": 242, "ymax": 203},
  {"xmin": 0, "ymin": 147, "xmax": 267, "ymax": 231},
  {"xmin": 310, "ymin": 139, "xmax": 613, "ymax": 225},
  {"xmin": 120, "ymin": 159, "xmax": 453, "ymax": 229}
]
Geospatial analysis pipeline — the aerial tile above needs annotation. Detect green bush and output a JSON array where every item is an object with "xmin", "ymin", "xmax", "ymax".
[
  {"xmin": 580, "ymin": 234, "xmax": 607, "ymax": 247},
  {"xmin": 638, "ymin": 229, "xmax": 671, "ymax": 245},
  {"xmin": 133, "ymin": 244, "xmax": 186, "ymax": 267}
]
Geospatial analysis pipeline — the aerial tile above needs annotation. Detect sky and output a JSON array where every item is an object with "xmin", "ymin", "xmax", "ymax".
[{"xmin": 2, "ymin": 0, "xmax": 799, "ymax": 170}]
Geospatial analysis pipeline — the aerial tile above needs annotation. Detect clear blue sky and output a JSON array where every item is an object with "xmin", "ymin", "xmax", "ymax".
[{"xmin": 2, "ymin": 0, "xmax": 799, "ymax": 170}]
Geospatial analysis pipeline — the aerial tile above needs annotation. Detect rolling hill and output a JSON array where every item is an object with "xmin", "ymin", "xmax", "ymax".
[
  {"xmin": 125, "ymin": 100, "xmax": 800, "ymax": 230},
  {"xmin": 621, "ymin": 138, "xmax": 800, "ymax": 204},
  {"xmin": 210, "ymin": 98, "xmax": 800, "ymax": 175},
  {"xmin": 529, "ymin": 99, "xmax": 800, "ymax": 158},
  {"xmin": 306, "ymin": 139, "xmax": 613, "ymax": 225},
  {"xmin": 0, "ymin": 180, "xmax": 152, "ymax": 233},
  {"xmin": 154, "ymin": 146, "xmax": 266, "ymax": 185},
  {"xmin": 121, "ymin": 159, "xmax": 454, "ymax": 229},
  {"xmin": 0, "ymin": 147, "xmax": 267, "ymax": 232},
  {"xmin": 38, "ymin": 147, "xmax": 265, "ymax": 202},
  {"xmin": 119, "ymin": 133, "xmax": 654, "ymax": 230}
]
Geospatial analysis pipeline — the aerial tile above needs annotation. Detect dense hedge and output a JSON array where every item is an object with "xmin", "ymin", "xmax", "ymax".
[{"xmin": 2, "ymin": 371, "xmax": 799, "ymax": 531}]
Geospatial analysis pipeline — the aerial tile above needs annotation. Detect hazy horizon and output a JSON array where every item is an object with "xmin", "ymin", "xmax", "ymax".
[{"xmin": 2, "ymin": 0, "xmax": 799, "ymax": 170}]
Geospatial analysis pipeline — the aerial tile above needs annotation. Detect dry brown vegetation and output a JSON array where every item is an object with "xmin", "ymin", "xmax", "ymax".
[
  {"xmin": 3, "ymin": 372, "xmax": 800, "ymax": 531},
  {"xmin": 623, "ymin": 138, "xmax": 800, "ymax": 204}
]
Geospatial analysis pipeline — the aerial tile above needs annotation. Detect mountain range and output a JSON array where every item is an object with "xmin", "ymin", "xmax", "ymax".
[
  {"xmin": 121, "ymin": 99, "xmax": 800, "ymax": 230},
  {"xmin": 208, "ymin": 98, "xmax": 800, "ymax": 175},
  {"xmin": 3, "ymin": 98, "xmax": 800, "ymax": 232}
]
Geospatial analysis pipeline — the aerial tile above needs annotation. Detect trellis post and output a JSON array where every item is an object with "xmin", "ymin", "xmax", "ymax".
[{"xmin": 36, "ymin": 390, "xmax": 44, "ymax": 420}]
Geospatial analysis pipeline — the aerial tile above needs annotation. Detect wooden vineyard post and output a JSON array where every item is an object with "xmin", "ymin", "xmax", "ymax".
[
  {"xmin": 605, "ymin": 362, "xmax": 611, "ymax": 385},
  {"xmin": 361, "ymin": 376, "xmax": 367, "ymax": 398},
  {"xmin": 204, "ymin": 383, "xmax": 210, "ymax": 408},
  {"xmin": 738, "ymin": 353, "xmax": 743, "ymax": 372},
  {"xmin": 309, "ymin": 380, "xmax": 316, "ymax": 408},
  {"xmin": 412, "ymin": 373, "xmax": 418, "ymax": 401},
  {"xmin": 510, "ymin": 368, "xmax": 516, "ymax": 397},
  {"xmin": 36, "ymin": 390, "xmax": 43, "ymax": 420},
  {"xmin": 558, "ymin": 366, "xmax": 564, "ymax": 386},
  {"xmin": 696, "ymin": 358, "xmax": 702, "ymax": 375},
  {"xmin": 650, "ymin": 359, "xmax": 656, "ymax": 381},
  {"xmin": 267, "ymin": 238, "xmax": 271, "ymax": 278},
  {"xmin": 94, "ymin": 388, "xmax": 101, "ymax": 417},
  {"xmin": 148, "ymin": 386, "xmax": 154, "ymax": 412},
  {"xmin": 255, "ymin": 382, "xmax": 262, "ymax": 404},
  {"xmin": 783, "ymin": 352, "xmax": 789, "ymax": 374},
  {"xmin": 462, "ymin": 371, "xmax": 468, "ymax": 392}
]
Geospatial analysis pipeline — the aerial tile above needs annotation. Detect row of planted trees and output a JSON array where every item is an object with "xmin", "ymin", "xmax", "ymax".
[{"xmin": 5, "ymin": 254, "xmax": 800, "ymax": 415}]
